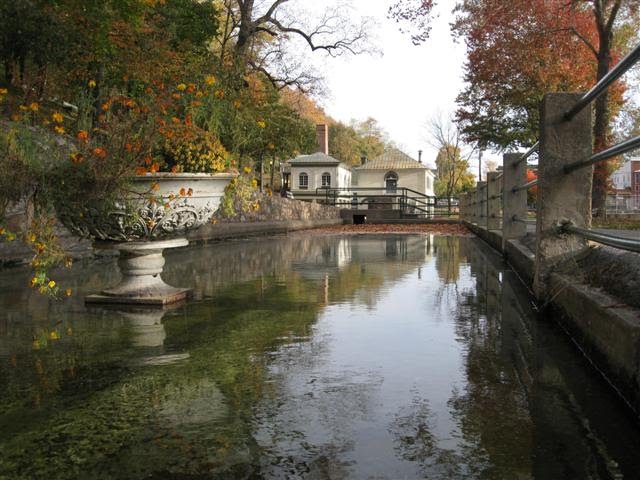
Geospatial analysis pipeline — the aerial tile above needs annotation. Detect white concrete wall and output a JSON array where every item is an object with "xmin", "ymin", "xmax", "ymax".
[
  {"xmin": 612, "ymin": 161, "xmax": 632, "ymax": 190},
  {"xmin": 290, "ymin": 164, "xmax": 350, "ymax": 192},
  {"xmin": 355, "ymin": 169, "xmax": 434, "ymax": 196}
]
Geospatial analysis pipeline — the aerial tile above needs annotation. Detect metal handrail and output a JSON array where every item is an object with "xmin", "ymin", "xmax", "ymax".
[
  {"xmin": 563, "ymin": 134, "xmax": 640, "ymax": 173},
  {"xmin": 560, "ymin": 222, "xmax": 640, "ymax": 253},
  {"xmin": 512, "ymin": 179, "xmax": 538, "ymax": 193},
  {"xmin": 515, "ymin": 142, "xmax": 539, "ymax": 165},
  {"xmin": 565, "ymin": 43, "xmax": 640, "ymax": 121}
]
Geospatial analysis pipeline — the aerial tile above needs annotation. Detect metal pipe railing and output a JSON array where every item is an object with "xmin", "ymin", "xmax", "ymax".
[
  {"xmin": 564, "ymin": 42, "xmax": 640, "ymax": 121},
  {"xmin": 560, "ymin": 222, "xmax": 640, "ymax": 253},
  {"xmin": 511, "ymin": 215, "xmax": 528, "ymax": 223},
  {"xmin": 563, "ymin": 134, "xmax": 640, "ymax": 173},
  {"xmin": 515, "ymin": 142, "xmax": 539, "ymax": 165},
  {"xmin": 512, "ymin": 178, "xmax": 538, "ymax": 193}
]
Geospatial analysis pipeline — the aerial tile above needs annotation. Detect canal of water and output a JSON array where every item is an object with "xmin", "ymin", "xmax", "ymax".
[{"xmin": 1, "ymin": 234, "xmax": 639, "ymax": 479}]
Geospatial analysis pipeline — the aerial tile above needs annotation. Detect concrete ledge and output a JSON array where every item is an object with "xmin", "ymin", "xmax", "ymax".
[
  {"xmin": 549, "ymin": 273, "xmax": 640, "ymax": 416},
  {"xmin": 186, "ymin": 218, "xmax": 344, "ymax": 243},
  {"xmin": 504, "ymin": 239, "xmax": 536, "ymax": 286}
]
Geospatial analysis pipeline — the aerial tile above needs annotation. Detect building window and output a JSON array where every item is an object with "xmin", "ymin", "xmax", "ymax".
[
  {"xmin": 321, "ymin": 172, "xmax": 331, "ymax": 188},
  {"xmin": 385, "ymin": 171, "xmax": 398, "ymax": 193},
  {"xmin": 299, "ymin": 172, "xmax": 308, "ymax": 189}
]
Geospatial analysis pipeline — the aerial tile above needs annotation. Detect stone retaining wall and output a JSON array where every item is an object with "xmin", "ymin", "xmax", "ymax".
[
  {"xmin": 466, "ymin": 220, "xmax": 640, "ymax": 417},
  {"xmin": 0, "ymin": 195, "xmax": 342, "ymax": 266}
]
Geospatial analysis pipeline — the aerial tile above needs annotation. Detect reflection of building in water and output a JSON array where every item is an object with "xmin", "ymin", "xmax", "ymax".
[
  {"xmin": 291, "ymin": 235, "xmax": 436, "ymax": 307},
  {"xmin": 292, "ymin": 237, "xmax": 352, "ymax": 281}
]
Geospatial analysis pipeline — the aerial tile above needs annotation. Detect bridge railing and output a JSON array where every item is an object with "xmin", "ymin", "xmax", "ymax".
[
  {"xmin": 458, "ymin": 42, "xmax": 640, "ymax": 297},
  {"xmin": 317, "ymin": 186, "xmax": 440, "ymax": 218}
]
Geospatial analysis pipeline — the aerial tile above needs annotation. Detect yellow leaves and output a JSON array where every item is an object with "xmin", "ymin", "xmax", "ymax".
[
  {"xmin": 243, "ymin": 166, "xmax": 252, "ymax": 174},
  {"xmin": 205, "ymin": 75, "xmax": 216, "ymax": 86},
  {"xmin": 54, "ymin": 126, "xmax": 65, "ymax": 135},
  {"xmin": 214, "ymin": 89, "xmax": 225, "ymax": 99},
  {"xmin": 29, "ymin": 102, "xmax": 39, "ymax": 112},
  {"xmin": 65, "ymin": 288, "xmax": 73, "ymax": 297},
  {"xmin": 0, "ymin": 87, "xmax": 7, "ymax": 95},
  {"xmin": 49, "ymin": 330, "xmax": 60, "ymax": 340},
  {"xmin": 176, "ymin": 83, "xmax": 187, "ymax": 91},
  {"xmin": 172, "ymin": 93, "xmax": 182, "ymax": 100},
  {"xmin": 30, "ymin": 277, "xmax": 38, "ymax": 287},
  {"xmin": 256, "ymin": 120, "xmax": 266, "ymax": 129},
  {"xmin": 267, "ymin": 142, "xmax": 275, "ymax": 150},
  {"xmin": 52, "ymin": 112, "xmax": 64, "ymax": 123},
  {"xmin": 48, "ymin": 280, "xmax": 56, "ymax": 288},
  {"xmin": 88, "ymin": 79, "xmax": 96, "ymax": 88},
  {"xmin": 150, "ymin": 181, "xmax": 160, "ymax": 191},
  {"xmin": 233, "ymin": 99, "xmax": 242, "ymax": 109}
]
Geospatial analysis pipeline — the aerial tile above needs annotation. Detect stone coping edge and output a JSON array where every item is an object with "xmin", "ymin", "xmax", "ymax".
[{"xmin": 186, "ymin": 218, "xmax": 345, "ymax": 243}]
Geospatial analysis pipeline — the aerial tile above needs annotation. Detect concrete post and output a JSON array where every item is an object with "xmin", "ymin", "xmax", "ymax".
[
  {"xmin": 477, "ymin": 182, "xmax": 487, "ymax": 228},
  {"xmin": 460, "ymin": 194, "xmax": 466, "ymax": 221},
  {"xmin": 534, "ymin": 93, "xmax": 592, "ymax": 298},
  {"xmin": 469, "ymin": 190, "xmax": 478, "ymax": 223},
  {"xmin": 487, "ymin": 172, "xmax": 501, "ymax": 230},
  {"xmin": 502, "ymin": 153, "xmax": 527, "ymax": 243}
]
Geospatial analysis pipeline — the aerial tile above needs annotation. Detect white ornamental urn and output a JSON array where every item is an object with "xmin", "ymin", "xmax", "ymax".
[{"xmin": 58, "ymin": 172, "xmax": 235, "ymax": 305}]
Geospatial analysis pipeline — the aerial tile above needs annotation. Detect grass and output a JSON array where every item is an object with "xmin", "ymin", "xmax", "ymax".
[{"xmin": 592, "ymin": 217, "xmax": 640, "ymax": 230}]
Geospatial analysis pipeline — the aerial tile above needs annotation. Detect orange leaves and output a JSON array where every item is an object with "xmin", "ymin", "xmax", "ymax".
[
  {"xmin": 77, "ymin": 130, "xmax": 89, "ymax": 143},
  {"xmin": 92, "ymin": 147, "xmax": 107, "ymax": 158}
]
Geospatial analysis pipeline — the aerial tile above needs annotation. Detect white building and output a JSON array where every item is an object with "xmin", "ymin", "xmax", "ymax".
[
  {"xmin": 611, "ymin": 158, "xmax": 635, "ymax": 191},
  {"xmin": 284, "ymin": 127, "xmax": 435, "ymax": 214},
  {"xmin": 353, "ymin": 148, "xmax": 435, "ymax": 196},
  {"xmin": 285, "ymin": 124, "xmax": 352, "ymax": 200}
]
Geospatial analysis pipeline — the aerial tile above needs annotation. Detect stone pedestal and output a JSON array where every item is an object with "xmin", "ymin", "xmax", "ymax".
[{"xmin": 86, "ymin": 238, "xmax": 190, "ymax": 305}]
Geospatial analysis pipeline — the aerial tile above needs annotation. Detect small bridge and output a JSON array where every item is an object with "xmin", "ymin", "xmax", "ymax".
[{"xmin": 311, "ymin": 186, "xmax": 445, "ymax": 222}]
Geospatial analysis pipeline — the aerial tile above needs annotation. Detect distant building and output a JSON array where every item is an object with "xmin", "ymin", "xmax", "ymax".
[
  {"xmin": 283, "ymin": 126, "xmax": 435, "ymax": 214},
  {"xmin": 353, "ymin": 147, "xmax": 435, "ymax": 197},
  {"xmin": 284, "ymin": 124, "xmax": 352, "ymax": 201},
  {"xmin": 611, "ymin": 158, "xmax": 634, "ymax": 191}
]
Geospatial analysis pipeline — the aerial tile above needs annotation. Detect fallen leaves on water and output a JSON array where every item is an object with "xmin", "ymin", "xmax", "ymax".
[{"xmin": 304, "ymin": 223, "xmax": 471, "ymax": 236}]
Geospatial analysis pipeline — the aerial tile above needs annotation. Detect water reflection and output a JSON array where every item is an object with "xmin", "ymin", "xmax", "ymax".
[{"xmin": 0, "ymin": 235, "xmax": 639, "ymax": 479}]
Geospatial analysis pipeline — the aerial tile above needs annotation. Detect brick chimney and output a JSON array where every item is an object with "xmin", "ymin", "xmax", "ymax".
[{"xmin": 316, "ymin": 124, "xmax": 329, "ymax": 155}]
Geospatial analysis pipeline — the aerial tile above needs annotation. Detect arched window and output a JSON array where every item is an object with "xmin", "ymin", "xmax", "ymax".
[
  {"xmin": 321, "ymin": 172, "xmax": 331, "ymax": 188},
  {"xmin": 385, "ymin": 171, "xmax": 398, "ymax": 193},
  {"xmin": 299, "ymin": 172, "xmax": 308, "ymax": 189}
]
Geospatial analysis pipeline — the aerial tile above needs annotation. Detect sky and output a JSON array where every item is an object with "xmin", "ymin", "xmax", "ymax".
[{"xmin": 313, "ymin": 0, "xmax": 472, "ymax": 169}]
